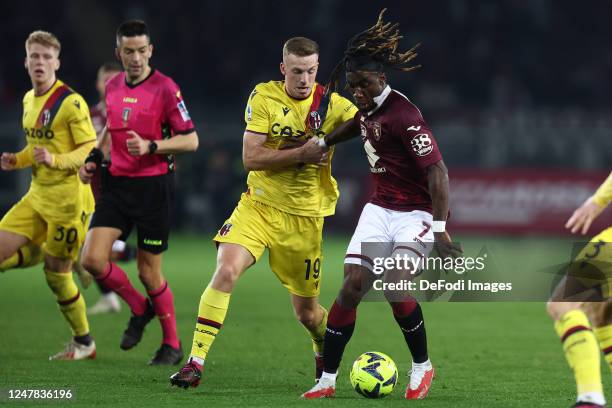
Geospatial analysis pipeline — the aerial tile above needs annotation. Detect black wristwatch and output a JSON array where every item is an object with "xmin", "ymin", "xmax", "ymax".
[{"xmin": 148, "ymin": 141, "xmax": 158, "ymax": 155}]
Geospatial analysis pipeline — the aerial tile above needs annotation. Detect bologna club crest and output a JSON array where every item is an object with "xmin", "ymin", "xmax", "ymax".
[
  {"xmin": 308, "ymin": 111, "xmax": 322, "ymax": 130},
  {"xmin": 219, "ymin": 223, "xmax": 233, "ymax": 237},
  {"xmin": 42, "ymin": 109, "xmax": 51, "ymax": 127}
]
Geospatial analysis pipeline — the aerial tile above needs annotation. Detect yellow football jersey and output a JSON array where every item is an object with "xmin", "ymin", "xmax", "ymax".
[
  {"xmin": 244, "ymin": 81, "xmax": 357, "ymax": 217},
  {"xmin": 593, "ymin": 172, "xmax": 612, "ymax": 208},
  {"xmin": 21, "ymin": 80, "xmax": 96, "ymax": 219}
]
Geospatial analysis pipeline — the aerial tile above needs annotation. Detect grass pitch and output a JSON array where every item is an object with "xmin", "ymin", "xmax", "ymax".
[{"xmin": 0, "ymin": 234, "xmax": 609, "ymax": 407}]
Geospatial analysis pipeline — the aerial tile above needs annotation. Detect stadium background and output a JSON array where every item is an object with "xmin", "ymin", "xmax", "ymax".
[{"xmin": 0, "ymin": 1, "xmax": 611, "ymax": 406}]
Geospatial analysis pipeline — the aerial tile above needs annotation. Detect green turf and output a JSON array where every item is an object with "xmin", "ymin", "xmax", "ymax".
[{"xmin": 0, "ymin": 234, "xmax": 609, "ymax": 407}]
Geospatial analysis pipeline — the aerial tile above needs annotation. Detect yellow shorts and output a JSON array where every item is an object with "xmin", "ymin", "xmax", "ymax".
[
  {"xmin": 556, "ymin": 227, "xmax": 612, "ymax": 301},
  {"xmin": 0, "ymin": 191, "xmax": 90, "ymax": 261},
  {"xmin": 214, "ymin": 193, "xmax": 324, "ymax": 297}
]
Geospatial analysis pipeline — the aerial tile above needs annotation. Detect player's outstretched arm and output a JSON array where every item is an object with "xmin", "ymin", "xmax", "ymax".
[
  {"xmin": 1, "ymin": 145, "xmax": 33, "ymax": 171},
  {"xmin": 34, "ymin": 140, "xmax": 96, "ymax": 170},
  {"xmin": 565, "ymin": 172, "xmax": 611, "ymax": 235},
  {"xmin": 242, "ymin": 131, "xmax": 328, "ymax": 171},
  {"xmin": 427, "ymin": 160, "xmax": 463, "ymax": 259},
  {"xmin": 1, "ymin": 153, "xmax": 18, "ymax": 171},
  {"xmin": 565, "ymin": 197, "xmax": 604, "ymax": 235},
  {"xmin": 321, "ymin": 117, "xmax": 360, "ymax": 147}
]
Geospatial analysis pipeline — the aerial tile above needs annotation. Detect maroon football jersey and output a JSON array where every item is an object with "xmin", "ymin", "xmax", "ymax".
[{"xmin": 356, "ymin": 87, "xmax": 442, "ymax": 213}]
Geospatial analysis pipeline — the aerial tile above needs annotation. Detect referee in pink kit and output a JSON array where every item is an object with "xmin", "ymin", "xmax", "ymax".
[{"xmin": 79, "ymin": 20, "xmax": 198, "ymax": 365}]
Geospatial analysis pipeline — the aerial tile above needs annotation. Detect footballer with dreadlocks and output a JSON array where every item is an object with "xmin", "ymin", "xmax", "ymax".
[{"xmin": 302, "ymin": 9, "xmax": 462, "ymax": 399}]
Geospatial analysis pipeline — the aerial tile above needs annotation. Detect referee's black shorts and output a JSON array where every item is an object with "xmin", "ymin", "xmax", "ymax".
[{"xmin": 90, "ymin": 172, "xmax": 174, "ymax": 254}]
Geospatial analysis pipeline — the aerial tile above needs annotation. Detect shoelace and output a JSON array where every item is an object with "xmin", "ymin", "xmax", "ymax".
[
  {"xmin": 408, "ymin": 366, "xmax": 429, "ymax": 389},
  {"xmin": 181, "ymin": 362, "xmax": 199, "ymax": 374},
  {"xmin": 51, "ymin": 342, "xmax": 76, "ymax": 359},
  {"xmin": 315, "ymin": 377, "xmax": 335, "ymax": 390},
  {"xmin": 64, "ymin": 342, "xmax": 78, "ymax": 352}
]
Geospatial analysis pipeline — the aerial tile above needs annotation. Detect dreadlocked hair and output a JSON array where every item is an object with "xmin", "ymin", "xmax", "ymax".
[{"xmin": 325, "ymin": 8, "xmax": 420, "ymax": 94}]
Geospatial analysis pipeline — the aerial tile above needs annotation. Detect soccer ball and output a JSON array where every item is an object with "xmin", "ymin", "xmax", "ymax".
[{"xmin": 349, "ymin": 351, "xmax": 398, "ymax": 398}]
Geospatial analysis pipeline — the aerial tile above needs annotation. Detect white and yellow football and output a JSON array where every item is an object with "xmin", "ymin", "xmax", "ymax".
[{"xmin": 349, "ymin": 351, "xmax": 398, "ymax": 398}]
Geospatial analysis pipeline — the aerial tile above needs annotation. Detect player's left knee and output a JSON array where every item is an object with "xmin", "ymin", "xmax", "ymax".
[
  {"xmin": 138, "ymin": 266, "xmax": 159, "ymax": 283},
  {"xmin": 81, "ymin": 251, "xmax": 106, "ymax": 275},
  {"xmin": 585, "ymin": 301, "xmax": 611, "ymax": 327},
  {"xmin": 44, "ymin": 255, "xmax": 72, "ymax": 273},
  {"xmin": 546, "ymin": 300, "xmax": 581, "ymax": 321},
  {"xmin": 137, "ymin": 252, "xmax": 161, "ymax": 275}
]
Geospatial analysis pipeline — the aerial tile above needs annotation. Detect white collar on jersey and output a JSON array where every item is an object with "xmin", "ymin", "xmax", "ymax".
[{"xmin": 367, "ymin": 85, "xmax": 392, "ymax": 116}]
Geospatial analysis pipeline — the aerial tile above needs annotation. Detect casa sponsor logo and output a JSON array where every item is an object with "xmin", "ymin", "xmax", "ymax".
[
  {"xmin": 177, "ymin": 100, "xmax": 191, "ymax": 122},
  {"xmin": 271, "ymin": 123, "xmax": 325, "ymax": 138},
  {"xmin": 411, "ymin": 133, "xmax": 433, "ymax": 156},
  {"xmin": 219, "ymin": 223, "xmax": 232, "ymax": 237}
]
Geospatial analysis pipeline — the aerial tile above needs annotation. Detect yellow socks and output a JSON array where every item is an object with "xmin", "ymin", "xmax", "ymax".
[
  {"xmin": 0, "ymin": 252, "xmax": 20, "ymax": 271},
  {"xmin": 304, "ymin": 305, "xmax": 327, "ymax": 356},
  {"xmin": 190, "ymin": 285, "xmax": 231, "ymax": 362},
  {"xmin": 594, "ymin": 324, "xmax": 612, "ymax": 371},
  {"xmin": 0, "ymin": 243, "xmax": 44, "ymax": 271},
  {"xmin": 45, "ymin": 269, "xmax": 89, "ymax": 337},
  {"xmin": 555, "ymin": 310, "xmax": 603, "ymax": 403}
]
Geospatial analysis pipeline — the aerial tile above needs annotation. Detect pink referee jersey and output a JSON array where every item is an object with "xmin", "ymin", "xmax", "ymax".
[{"xmin": 105, "ymin": 69, "xmax": 195, "ymax": 177}]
